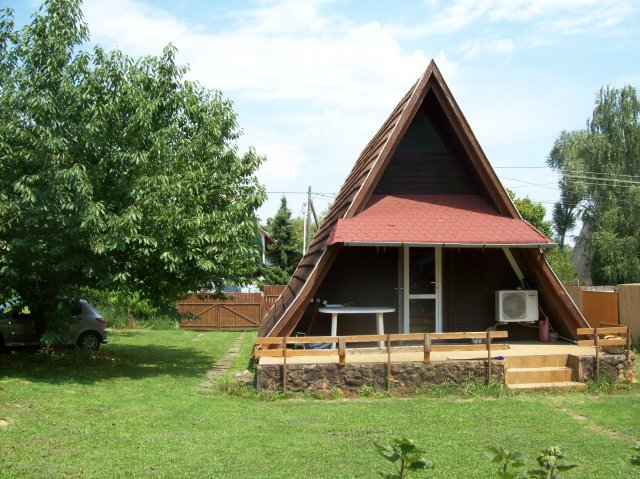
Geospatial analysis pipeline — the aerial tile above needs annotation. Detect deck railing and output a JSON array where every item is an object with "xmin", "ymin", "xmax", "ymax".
[
  {"xmin": 576, "ymin": 323, "xmax": 632, "ymax": 382},
  {"xmin": 254, "ymin": 331, "xmax": 509, "ymax": 391}
]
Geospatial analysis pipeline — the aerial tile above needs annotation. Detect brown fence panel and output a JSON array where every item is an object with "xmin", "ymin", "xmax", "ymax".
[
  {"xmin": 178, "ymin": 292, "xmax": 264, "ymax": 330},
  {"xmin": 581, "ymin": 290, "xmax": 619, "ymax": 327},
  {"xmin": 563, "ymin": 284, "xmax": 583, "ymax": 310},
  {"xmin": 177, "ymin": 289, "xmax": 286, "ymax": 331},
  {"xmin": 618, "ymin": 284, "xmax": 640, "ymax": 345}
]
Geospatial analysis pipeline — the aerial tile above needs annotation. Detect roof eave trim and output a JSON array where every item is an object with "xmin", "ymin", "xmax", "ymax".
[{"xmin": 341, "ymin": 241, "xmax": 557, "ymax": 249}]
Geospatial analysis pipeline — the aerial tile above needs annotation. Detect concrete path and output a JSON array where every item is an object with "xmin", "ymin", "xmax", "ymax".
[{"xmin": 197, "ymin": 332, "xmax": 245, "ymax": 390}]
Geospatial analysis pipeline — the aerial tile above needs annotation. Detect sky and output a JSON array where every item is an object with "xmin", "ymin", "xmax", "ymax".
[{"xmin": 6, "ymin": 0, "xmax": 640, "ymax": 241}]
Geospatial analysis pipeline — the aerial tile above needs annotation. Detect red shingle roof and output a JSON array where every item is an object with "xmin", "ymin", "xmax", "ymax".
[{"xmin": 328, "ymin": 194, "xmax": 552, "ymax": 246}]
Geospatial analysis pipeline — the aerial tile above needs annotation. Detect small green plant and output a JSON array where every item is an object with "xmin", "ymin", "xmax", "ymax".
[
  {"xmin": 485, "ymin": 445, "xmax": 526, "ymax": 478},
  {"xmin": 213, "ymin": 374, "xmax": 251, "ymax": 397},
  {"xmin": 359, "ymin": 384, "xmax": 375, "ymax": 397},
  {"xmin": 630, "ymin": 442, "xmax": 640, "ymax": 466},
  {"xmin": 374, "ymin": 437, "xmax": 433, "ymax": 478},
  {"xmin": 528, "ymin": 446, "xmax": 577, "ymax": 478}
]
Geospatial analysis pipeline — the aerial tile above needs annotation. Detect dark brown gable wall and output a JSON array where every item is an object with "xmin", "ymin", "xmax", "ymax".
[{"xmin": 443, "ymin": 248, "xmax": 521, "ymax": 331}]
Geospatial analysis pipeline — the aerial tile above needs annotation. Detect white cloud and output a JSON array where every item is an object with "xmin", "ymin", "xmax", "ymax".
[
  {"xmin": 459, "ymin": 36, "xmax": 515, "ymax": 58},
  {"xmin": 389, "ymin": 0, "xmax": 637, "ymax": 48},
  {"xmin": 82, "ymin": 0, "xmax": 454, "ymax": 205}
]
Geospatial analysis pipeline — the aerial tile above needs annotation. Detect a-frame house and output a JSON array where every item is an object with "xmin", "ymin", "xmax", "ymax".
[{"xmin": 260, "ymin": 61, "xmax": 587, "ymax": 341}]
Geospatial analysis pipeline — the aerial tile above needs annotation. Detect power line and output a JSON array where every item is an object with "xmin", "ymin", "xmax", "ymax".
[{"xmin": 266, "ymin": 191, "xmax": 337, "ymax": 195}]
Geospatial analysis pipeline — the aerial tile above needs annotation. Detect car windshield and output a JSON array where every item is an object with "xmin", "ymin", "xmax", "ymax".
[{"xmin": 0, "ymin": 299, "xmax": 24, "ymax": 315}]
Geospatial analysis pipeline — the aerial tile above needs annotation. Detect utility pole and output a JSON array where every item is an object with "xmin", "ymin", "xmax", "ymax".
[
  {"xmin": 306, "ymin": 186, "xmax": 312, "ymax": 252},
  {"xmin": 302, "ymin": 198, "xmax": 308, "ymax": 254},
  {"xmin": 302, "ymin": 186, "xmax": 319, "ymax": 254}
]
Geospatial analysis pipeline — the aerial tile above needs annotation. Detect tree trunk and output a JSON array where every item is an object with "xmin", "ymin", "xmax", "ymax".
[{"xmin": 31, "ymin": 306, "xmax": 48, "ymax": 344}]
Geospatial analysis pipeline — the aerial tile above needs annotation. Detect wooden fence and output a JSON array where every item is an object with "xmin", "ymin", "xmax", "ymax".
[
  {"xmin": 255, "ymin": 331, "xmax": 508, "ymax": 391},
  {"xmin": 178, "ymin": 286, "xmax": 286, "ymax": 331},
  {"xmin": 564, "ymin": 283, "xmax": 639, "ymax": 345}
]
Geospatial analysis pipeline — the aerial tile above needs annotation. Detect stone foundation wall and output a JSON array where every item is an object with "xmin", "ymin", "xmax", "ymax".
[
  {"xmin": 569, "ymin": 352, "xmax": 637, "ymax": 383},
  {"xmin": 256, "ymin": 360, "xmax": 505, "ymax": 393}
]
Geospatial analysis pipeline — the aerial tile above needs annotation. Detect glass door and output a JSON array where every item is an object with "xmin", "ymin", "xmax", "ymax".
[{"xmin": 402, "ymin": 247, "xmax": 441, "ymax": 333}]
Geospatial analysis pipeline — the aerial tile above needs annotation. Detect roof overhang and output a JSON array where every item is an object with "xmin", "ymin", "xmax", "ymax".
[
  {"xmin": 328, "ymin": 194, "xmax": 554, "ymax": 248},
  {"xmin": 342, "ymin": 241, "xmax": 557, "ymax": 249}
]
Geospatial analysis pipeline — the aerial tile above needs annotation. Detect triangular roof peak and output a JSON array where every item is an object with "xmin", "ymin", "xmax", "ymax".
[{"xmin": 344, "ymin": 59, "xmax": 519, "ymax": 221}]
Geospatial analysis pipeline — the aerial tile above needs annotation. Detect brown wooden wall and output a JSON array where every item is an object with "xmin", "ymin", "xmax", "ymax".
[
  {"xmin": 296, "ymin": 246, "xmax": 399, "ymax": 336},
  {"xmin": 374, "ymin": 99, "xmax": 480, "ymax": 196},
  {"xmin": 443, "ymin": 248, "xmax": 521, "ymax": 332},
  {"xmin": 294, "ymin": 246, "xmax": 532, "ymax": 337}
]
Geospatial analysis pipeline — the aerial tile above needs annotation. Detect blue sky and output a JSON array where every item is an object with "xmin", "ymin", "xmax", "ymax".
[{"xmin": 6, "ymin": 0, "xmax": 640, "ymax": 240}]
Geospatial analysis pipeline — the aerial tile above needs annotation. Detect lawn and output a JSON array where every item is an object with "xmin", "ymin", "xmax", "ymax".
[{"xmin": 1, "ymin": 330, "xmax": 638, "ymax": 478}]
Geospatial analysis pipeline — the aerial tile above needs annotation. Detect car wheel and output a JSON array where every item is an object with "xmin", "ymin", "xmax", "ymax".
[{"xmin": 77, "ymin": 332, "xmax": 101, "ymax": 351}]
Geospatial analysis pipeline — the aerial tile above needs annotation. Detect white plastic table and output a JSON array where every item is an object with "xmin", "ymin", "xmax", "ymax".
[{"xmin": 318, "ymin": 306, "xmax": 396, "ymax": 348}]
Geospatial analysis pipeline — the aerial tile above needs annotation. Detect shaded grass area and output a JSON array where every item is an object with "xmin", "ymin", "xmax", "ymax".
[{"xmin": 1, "ymin": 330, "xmax": 638, "ymax": 478}]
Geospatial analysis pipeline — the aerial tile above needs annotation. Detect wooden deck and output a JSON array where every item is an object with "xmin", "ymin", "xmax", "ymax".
[
  {"xmin": 257, "ymin": 341, "xmax": 598, "ymax": 366},
  {"xmin": 254, "ymin": 327, "xmax": 633, "ymax": 391}
]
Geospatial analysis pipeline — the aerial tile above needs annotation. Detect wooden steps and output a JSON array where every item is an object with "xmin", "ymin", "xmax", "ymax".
[
  {"xmin": 508, "ymin": 381, "xmax": 586, "ymax": 392},
  {"xmin": 506, "ymin": 354, "xmax": 585, "ymax": 392}
]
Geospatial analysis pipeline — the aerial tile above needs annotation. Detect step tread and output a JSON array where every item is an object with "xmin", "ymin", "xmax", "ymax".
[
  {"xmin": 507, "ymin": 366, "xmax": 572, "ymax": 372},
  {"xmin": 508, "ymin": 381, "xmax": 586, "ymax": 391}
]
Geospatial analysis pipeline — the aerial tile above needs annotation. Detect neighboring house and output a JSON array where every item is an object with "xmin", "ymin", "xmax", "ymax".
[
  {"xmin": 260, "ymin": 61, "xmax": 586, "ymax": 341},
  {"xmin": 259, "ymin": 226, "xmax": 276, "ymax": 265}
]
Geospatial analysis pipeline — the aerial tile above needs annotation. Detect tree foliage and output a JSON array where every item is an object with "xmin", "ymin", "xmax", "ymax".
[
  {"xmin": 0, "ymin": 0, "xmax": 265, "ymax": 339},
  {"xmin": 508, "ymin": 190, "xmax": 577, "ymax": 282},
  {"xmin": 547, "ymin": 85, "xmax": 640, "ymax": 285},
  {"xmin": 262, "ymin": 197, "xmax": 302, "ymax": 285},
  {"xmin": 508, "ymin": 190, "xmax": 554, "ymax": 239}
]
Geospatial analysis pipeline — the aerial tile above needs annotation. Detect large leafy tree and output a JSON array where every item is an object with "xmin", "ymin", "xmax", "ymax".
[
  {"xmin": 547, "ymin": 85, "xmax": 640, "ymax": 284},
  {"xmin": 262, "ymin": 197, "xmax": 302, "ymax": 285},
  {"xmin": 0, "ymin": 1, "xmax": 265, "ymax": 339}
]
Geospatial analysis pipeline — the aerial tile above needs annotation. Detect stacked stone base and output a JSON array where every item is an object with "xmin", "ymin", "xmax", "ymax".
[
  {"xmin": 570, "ymin": 353, "xmax": 636, "ymax": 383},
  {"xmin": 256, "ymin": 360, "xmax": 505, "ymax": 393},
  {"xmin": 256, "ymin": 352, "xmax": 636, "ymax": 393}
]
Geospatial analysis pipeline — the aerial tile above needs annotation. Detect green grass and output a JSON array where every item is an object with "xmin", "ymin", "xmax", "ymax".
[{"xmin": 1, "ymin": 330, "xmax": 638, "ymax": 478}]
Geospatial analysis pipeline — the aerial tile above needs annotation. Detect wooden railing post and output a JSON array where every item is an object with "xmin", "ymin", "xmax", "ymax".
[
  {"xmin": 486, "ymin": 330, "xmax": 492, "ymax": 384},
  {"xmin": 595, "ymin": 328, "xmax": 600, "ymax": 383},
  {"xmin": 386, "ymin": 334, "xmax": 392, "ymax": 393},
  {"xmin": 338, "ymin": 336, "xmax": 346, "ymax": 366},
  {"xmin": 282, "ymin": 336, "xmax": 288, "ymax": 392},
  {"xmin": 626, "ymin": 326, "xmax": 631, "ymax": 361},
  {"xmin": 423, "ymin": 333, "xmax": 431, "ymax": 364}
]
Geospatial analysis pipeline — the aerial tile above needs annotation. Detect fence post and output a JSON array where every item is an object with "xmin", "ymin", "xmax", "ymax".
[
  {"xmin": 386, "ymin": 334, "xmax": 392, "ymax": 393},
  {"xmin": 282, "ymin": 336, "xmax": 288, "ymax": 392},
  {"xmin": 423, "ymin": 333, "xmax": 431, "ymax": 364},
  {"xmin": 338, "ymin": 336, "xmax": 346, "ymax": 366},
  {"xmin": 595, "ymin": 328, "xmax": 600, "ymax": 383},
  {"xmin": 626, "ymin": 326, "xmax": 631, "ymax": 361},
  {"xmin": 486, "ymin": 331, "xmax": 492, "ymax": 384}
]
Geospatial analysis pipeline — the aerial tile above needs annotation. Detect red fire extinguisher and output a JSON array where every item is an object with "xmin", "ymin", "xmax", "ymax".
[{"xmin": 538, "ymin": 317, "xmax": 550, "ymax": 342}]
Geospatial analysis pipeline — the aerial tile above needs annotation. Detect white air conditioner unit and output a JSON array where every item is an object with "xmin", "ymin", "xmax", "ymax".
[{"xmin": 495, "ymin": 290, "xmax": 538, "ymax": 323}]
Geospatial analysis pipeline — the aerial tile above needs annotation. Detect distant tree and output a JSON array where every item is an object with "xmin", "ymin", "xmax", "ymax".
[
  {"xmin": 0, "ymin": 1, "xmax": 265, "ymax": 342},
  {"xmin": 547, "ymin": 85, "xmax": 640, "ymax": 284},
  {"xmin": 508, "ymin": 190, "xmax": 553, "ymax": 238},
  {"xmin": 262, "ymin": 197, "xmax": 302, "ymax": 285},
  {"xmin": 547, "ymin": 131, "xmax": 588, "ymax": 248},
  {"xmin": 508, "ymin": 190, "xmax": 577, "ymax": 282}
]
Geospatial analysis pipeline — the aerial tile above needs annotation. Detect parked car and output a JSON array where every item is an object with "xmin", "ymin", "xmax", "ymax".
[{"xmin": 0, "ymin": 298, "xmax": 108, "ymax": 350}]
